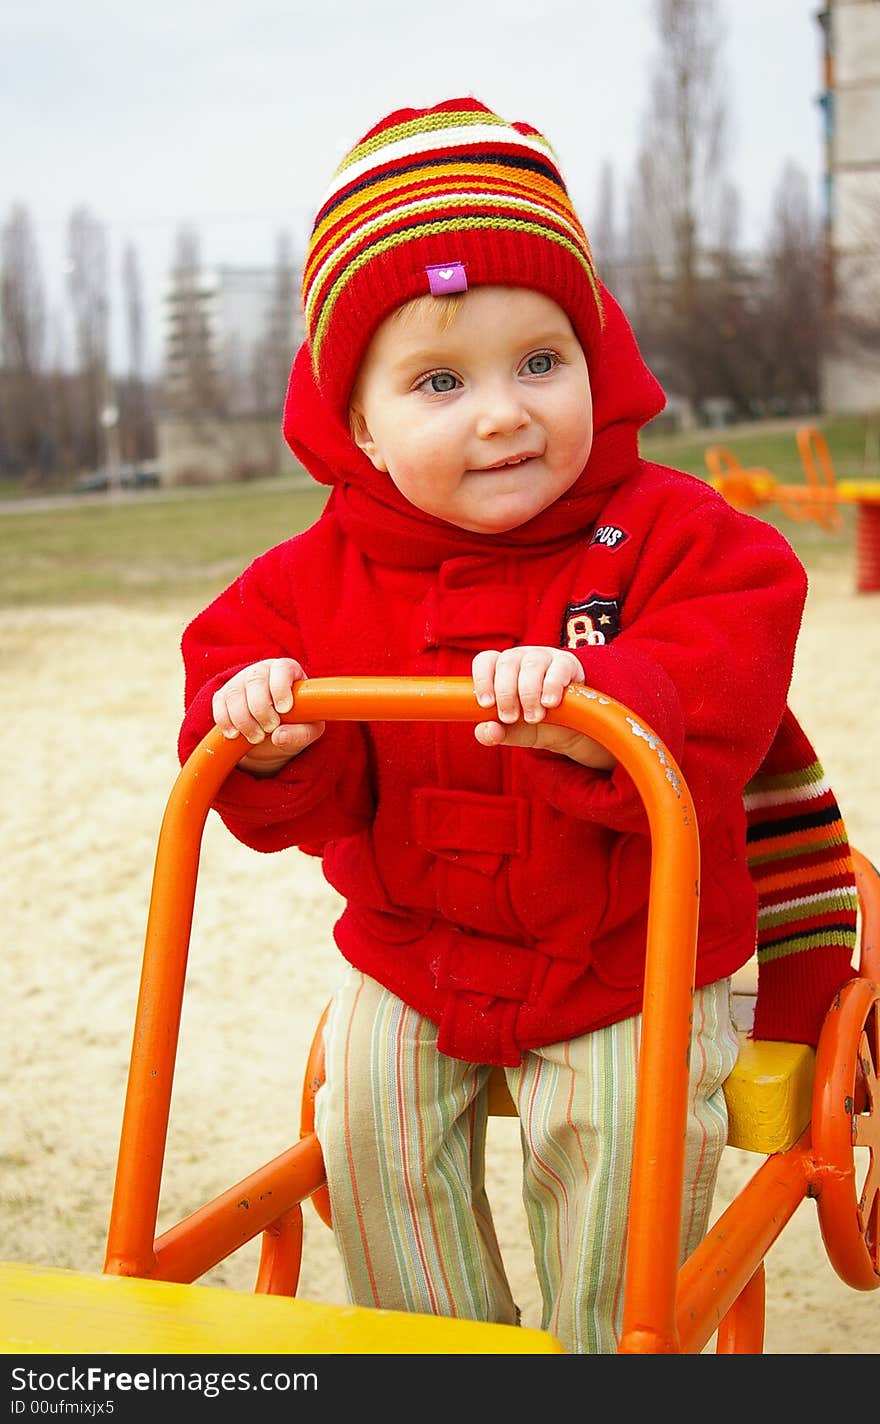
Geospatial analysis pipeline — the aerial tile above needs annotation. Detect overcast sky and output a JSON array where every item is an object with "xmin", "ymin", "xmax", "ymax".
[{"xmin": 4, "ymin": 0, "xmax": 828, "ymax": 372}]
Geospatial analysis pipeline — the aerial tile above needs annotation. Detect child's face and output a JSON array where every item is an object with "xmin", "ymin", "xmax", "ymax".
[{"xmin": 349, "ymin": 286, "xmax": 593, "ymax": 534}]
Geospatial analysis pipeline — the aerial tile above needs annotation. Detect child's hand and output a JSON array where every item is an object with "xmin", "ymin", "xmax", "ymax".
[
  {"xmin": 212, "ymin": 658, "xmax": 325, "ymax": 777},
  {"xmin": 471, "ymin": 647, "xmax": 615, "ymax": 770}
]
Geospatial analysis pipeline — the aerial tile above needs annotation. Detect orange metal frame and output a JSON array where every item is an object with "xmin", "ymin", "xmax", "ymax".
[
  {"xmin": 704, "ymin": 429, "xmax": 844, "ymax": 531},
  {"xmin": 782, "ymin": 425, "xmax": 844, "ymax": 531},
  {"xmin": 704, "ymin": 446, "xmax": 778, "ymax": 511},
  {"xmin": 104, "ymin": 677, "xmax": 880, "ymax": 1353}
]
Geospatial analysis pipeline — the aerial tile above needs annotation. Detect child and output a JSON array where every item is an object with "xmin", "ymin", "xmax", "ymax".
[{"xmin": 178, "ymin": 97, "xmax": 857, "ymax": 1353}]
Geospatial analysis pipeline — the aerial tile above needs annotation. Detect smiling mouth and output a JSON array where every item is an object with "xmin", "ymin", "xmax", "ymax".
[{"xmin": 477, "ymin": 453, "xmax": 540, "ymax": 471}]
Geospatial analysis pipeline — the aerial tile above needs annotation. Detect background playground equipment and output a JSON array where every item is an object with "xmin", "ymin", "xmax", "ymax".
[
  {"xmin": 703, "ymin": 445, "xmax": 779, "ymax": 514},
  {"xmin": 790, "ymin": 426, "xmax": 845, "ymax": 533},
  {"xmin": 706, "ymin": 426, "xmax": 880, "ymax": 592},
  {"xmin": 3, "ymin": 679, "xmax": 878, "ymax": 1355}
]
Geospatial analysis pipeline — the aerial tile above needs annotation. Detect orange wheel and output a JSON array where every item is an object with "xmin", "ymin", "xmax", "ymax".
[{"xmin": 812, "ymin": 977, "xmax": 880, "ymax": 1290}]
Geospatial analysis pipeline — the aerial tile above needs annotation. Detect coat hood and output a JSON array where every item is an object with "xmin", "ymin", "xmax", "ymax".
[{"xmin": 281, "ymin": 281, "xmax": 665, "ymax": 567}]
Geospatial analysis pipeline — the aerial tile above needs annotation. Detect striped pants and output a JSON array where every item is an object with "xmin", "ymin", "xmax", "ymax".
[{"xmin": 314, "ymin": 967, "xmax": 739, "ymax": 1355}]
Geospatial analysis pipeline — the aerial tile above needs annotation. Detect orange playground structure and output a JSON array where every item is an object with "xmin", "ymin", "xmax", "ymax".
[
  {"xmin": 706, "ymin": 426, "xmax": 880, "ymax": 592},
  {"xmin": 2, "ymin": 679, "xmax": 878, "ymax": 1355}
]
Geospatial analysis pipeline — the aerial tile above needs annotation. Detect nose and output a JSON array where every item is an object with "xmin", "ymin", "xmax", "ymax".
[{"xmin": 475, "ymin": 381, "xmax": 531, "ymax": 441}]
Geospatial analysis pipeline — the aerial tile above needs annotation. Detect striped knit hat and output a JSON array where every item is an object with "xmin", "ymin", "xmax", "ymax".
[{"xmin": 301, "ymin": 96, "xmax": 604, "ymax": 418}]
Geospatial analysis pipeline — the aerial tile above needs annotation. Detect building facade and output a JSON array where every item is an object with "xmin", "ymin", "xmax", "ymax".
[
  {"xmin": 817, "ymin": 0, "xmax": 880, "ymax": 413},
  {"xmin": 160, "ymin": 262, "xmax": 304, "ymax": 484}
]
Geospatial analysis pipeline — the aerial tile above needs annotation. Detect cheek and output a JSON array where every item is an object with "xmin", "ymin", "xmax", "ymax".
[
  {"xmin": 554, "ymin": 400, "xmax": 593, "ymax": 466},
  {"xmin": 388, "ymin": 415, "xmax": 462, "ymax": 479}
]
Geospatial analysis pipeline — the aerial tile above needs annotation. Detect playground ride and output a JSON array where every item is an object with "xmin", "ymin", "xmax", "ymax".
[
  {"xmin": 704, "ymin": 445, "xmax": 780, "ymax": 517},
  {"xmin": 3, "ymin": 678, "xmax": 878, "ymax": 1355},
  {"xmin": 706, "ymin": 426, "xmax": 880, "ymax": 592}
]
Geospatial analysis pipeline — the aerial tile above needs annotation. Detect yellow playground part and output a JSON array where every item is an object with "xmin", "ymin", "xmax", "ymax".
[
  {"xmin": 2, "ymin": 1262, "xmax": 562, "ymax": 1355},
  {"xmin": 2, "ymin": 678, "xmax": 878, "ymax": 1356}
]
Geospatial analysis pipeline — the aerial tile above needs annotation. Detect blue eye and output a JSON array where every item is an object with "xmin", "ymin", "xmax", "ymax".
[
  {"xmin": 525, "ymin": 352, "xmax": 555, "ymax": 375},
  {"xmin": 427, "ymin": 372, "xmax": 458, "ymax": 393}
]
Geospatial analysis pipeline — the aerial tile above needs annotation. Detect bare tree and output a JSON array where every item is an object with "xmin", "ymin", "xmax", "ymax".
[
  {"xmin": 627, "ymin": 0, "xmax": 735, "ymax": 416},
  {"xmin": 66, "ymin": 206, "xmax": 110, "ymax": 470},
  {"xmin": 591, "ymin": 161, "xmax": 621, "ymax": 295},
  {"xmin": 45, "ymin": 310, "xmax": 78, "ymax": 480},
  {"xmin": 120, "ymin": 241, "xmax": 154, "ymax": 462},
  {"xmin": 164, "ymin": 224, "xmax": 222, "ymax": 417},
  {"xmin": 122, "ymin": 241, "xmax": 144, "ymax": 384},
  {"xmin": 0, "ymin": 203, "xmax": 47, "ymax": 480},
  {"xmin": 717, "ymin": 179, "xmax": 742, "ymax": 257},
  {"xmin": 624, "ymin": 149, "xmax": 664, "ymax": 348},
  {"xmin": 761, "ymin": 161, "xmax": 822, "ymax": 414},
  {"xmin": 252, "ymin": 229, "xmax": 299, "ymax": 416}
]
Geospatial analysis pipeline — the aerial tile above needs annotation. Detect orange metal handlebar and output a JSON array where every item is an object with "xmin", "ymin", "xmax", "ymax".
[{"xmin": 105, "ymin": 677, "xmax": 700, "ymax": 1353}]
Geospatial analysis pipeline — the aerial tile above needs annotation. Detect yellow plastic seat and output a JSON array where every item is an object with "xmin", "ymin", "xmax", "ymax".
[
  {"xmin": 723, "ymin": 1038, "xmax": 815, "ymax": 1154},
  {"xmin": 0, "ymin": 1261, "xmax": 564, "ymax": 1355}
]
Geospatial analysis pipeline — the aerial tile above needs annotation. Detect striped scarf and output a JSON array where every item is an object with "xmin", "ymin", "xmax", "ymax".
[{"xmin": 746, "ymin": 706, "xmax": 858, "ymax": 1045}]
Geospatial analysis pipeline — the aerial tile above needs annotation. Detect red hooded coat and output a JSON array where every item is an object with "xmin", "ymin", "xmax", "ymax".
[{"xmin": 179, "ymin": 286, "xmax": 817, "ymax": 1066}]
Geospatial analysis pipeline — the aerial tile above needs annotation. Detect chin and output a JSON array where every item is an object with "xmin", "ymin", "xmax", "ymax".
[
  {"xmin": 480, "ymin": 498, "xmax": 558, "ymax": 533},
  {"xmin": 462, "ymin": 514, "xmax": 536, "ymax": 535}
]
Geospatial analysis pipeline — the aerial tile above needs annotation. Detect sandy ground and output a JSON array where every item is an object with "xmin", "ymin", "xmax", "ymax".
[{"xmin": 2, "ymin": 551, "xmax": 879, "ymax": 1355}]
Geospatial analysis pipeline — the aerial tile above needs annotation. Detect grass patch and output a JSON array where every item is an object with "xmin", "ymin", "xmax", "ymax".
[
  {"xmin": 641, "ymin": 413, "xmax": 878, "ymax": 484},
  {"xmin": 0, "ymin": 478, "xmax": 329, "ymax": 609},
  {"xmin": 2, "ymin": 414, "xmax": 875, "ymax": 610}
]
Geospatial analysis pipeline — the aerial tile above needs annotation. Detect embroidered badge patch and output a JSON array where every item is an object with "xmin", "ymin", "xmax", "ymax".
[
  {"xmin": 561, "ymin": 595, "xmax": 621, "ymax": 648},
  {"xmin": 589, "ymin": 524, "xmax": 630, "ymax": 550}
]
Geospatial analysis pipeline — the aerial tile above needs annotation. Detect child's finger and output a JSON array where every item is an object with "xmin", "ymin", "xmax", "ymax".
[
  {"xmin": 211, "ymin": 689, "xmax": 237, "ymax": 737},
  {"xmin": 220, "ymin": 683, "xmax": 269, "ymax": 743},
  {"xmin": 268, "ymin": 658, "xmax": 302, "ymax": 715},
  {"xmin": 540, "ymin": 652, "xmax": 585, "ymax": 707},
  {"xmin": 471, "ymin": 650, "xmax": 500, "ymax": 708},
  {"xmin": 516, "ymin": 651, "xmax": 554, "ymax": 721},
  {"xmin": 271, "ymin": 721, "xmax": 326, "ymax": 754},
  {"xmin": 474, "ymin": 720, "xmax": 507, "ymax": 747},
  {"xmin": 491, "ymin": 651, "xmax": 525, "ymax": 723},
  {"xmin": 241, "ymin": 669, "xmax": 283, "ymax": 736}
]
